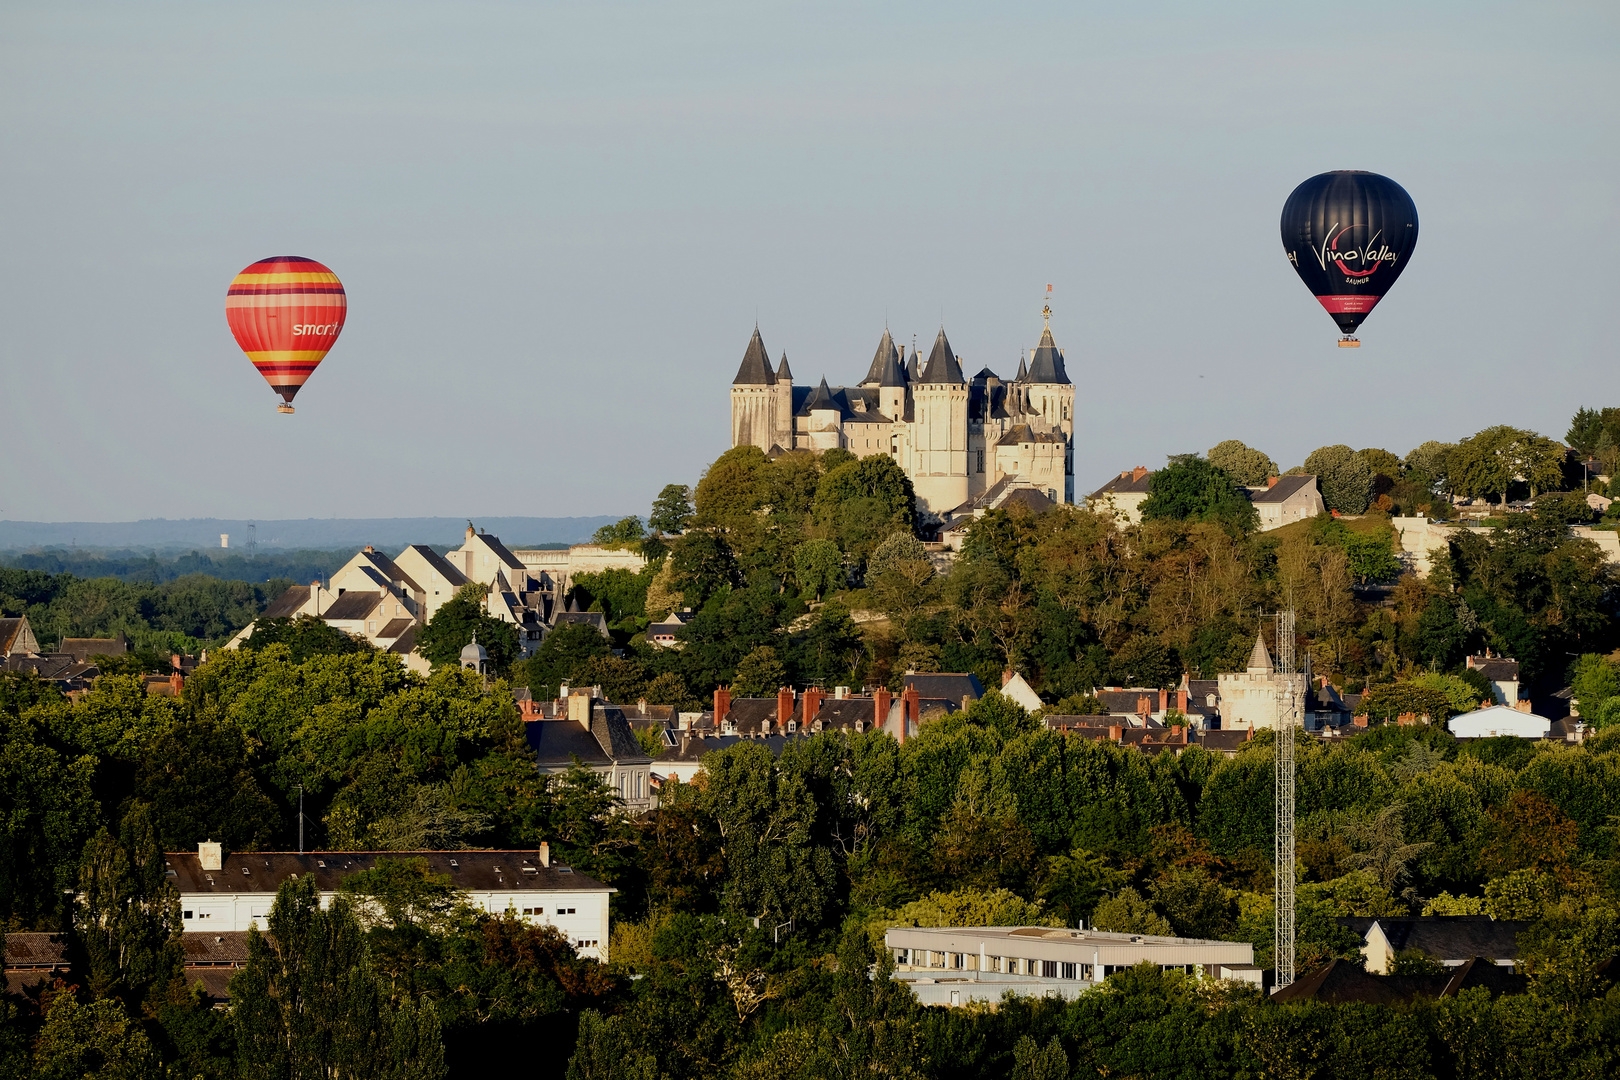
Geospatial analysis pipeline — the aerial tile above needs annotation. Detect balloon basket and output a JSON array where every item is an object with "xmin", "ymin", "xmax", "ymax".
[
  {"xmin": 1337, "ymin": 337, "xmax": 1360, "ymax": 348},
  {"xmin": 277, "ymin": 404, "xmax": 295, "ymax": 414}
]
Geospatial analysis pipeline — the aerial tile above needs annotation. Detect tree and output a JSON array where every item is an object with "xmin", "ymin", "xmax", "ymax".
[
  {"xmin": 521, "ymin": 621, "xmax": 613, "ymax": 697},
  {"xmin": 815, "ymin": 456, "xmax": 917, "ymax": 550},
  {"xmin": 791, "ymin": 604, "xmax": 864, "ymax": 687},
  {"xmin": 1206, "ymin": 440, "xmax": 1278, "ymax": 486},
  {"xmin": 1479, "ymin": 790, "xmax": 1579, "ymax": 882},
  {"xmin": 792, "ymin": 539, "xmax": 844, "ymax": 601},
  {"xmin": 75, "ymin": 808, "xmax": 184, "ymax": 1005},
  {"xmin": 694, "ymin": 446, "xmax": 772, "ymax": 530},
  {"xmin": 1304, "ymin": 445, "xmax": 1374, "ymax": 514},
  {"xmin": 1359, "ymin": 448, "xmax": 1402, "ymax": 479},
  {"xmin": 648, "ymin": 484, "xmax": 694, "ymax": 535},
  {"xmin": 1091, "ymin": 886, "xmax": 1173, "ymax": 935},
  {"xmin": 1139, "ymin": 456, "xmax": 1258, "ymax": 532},
  {"xmin": 1448, "ymin": 425, "xmax": 1566, "ymax": 504},
  {"xmin": 241, "ymin": 613, "xmax": 372, "ymax": 662},
  {"xmin": 1011, "ymin": 1035, "xmax": 1069, "ymax": 1080},
  {"xmin": 32, "ymin": 993, "xmax": 164, "ymax": 1080},
  {"xmin": 668, "ymin": 532, "xmax": 740, "ymax": 606},
  {"xmin": 1567, "ymin": 407, "xmax": 1606, "ymax": 457},
  {"xmin": 643, "ymin": 560, "xmax": 682, "ymax": 621},
  {"xmin": 867, "ymin": 531, "xmax": 929, "ymax": 579},
  {"xmin": 1404, "ymin": 440, "xmax": 1455, "ymax": 494},
  {"xmin": 732, "ymin": 646, "xmax": 787, "ymax": 697},
  {"xmin": 1568, "ymin": 653, "xmax": 1620, "ymax": 714},
  {"xmin": 591, "ymin": 516, "xmax": 646, "ymax": 549},
  {"xmin": 415, "ymin": 582, "xmax": 520, "ymax": 671}
]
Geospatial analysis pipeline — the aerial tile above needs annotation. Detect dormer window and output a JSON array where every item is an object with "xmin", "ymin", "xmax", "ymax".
[{"xmin": 449, "ymin": 859, "xmax": 459, "ymax": 868}]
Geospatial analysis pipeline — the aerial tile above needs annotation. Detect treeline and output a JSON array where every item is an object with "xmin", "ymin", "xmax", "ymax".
[
  {"xmin": 0, "ymin": 566, "xmax": 286, "ymax": 655},
  {"xmin": 0, "ymin": 546, "xmax": 351, "ymax": 586},
  {"xmin": 4, "ymin": 657, "xmax": 1620, "ymax": 1076}
]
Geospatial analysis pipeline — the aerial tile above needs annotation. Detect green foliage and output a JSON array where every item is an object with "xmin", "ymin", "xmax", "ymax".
[
  {"xmin": 731, "ymin": 646, "xmax": 787, "ymax": 697},
  {"xmin": 1448, "ymin": 425, "xmax": 1567, "ymax": 503},
  {"xmin": 648, "ymin": 484, "xmax": 694, "ymax": 535},
  {"xmin": 590, "ymin": 516, "xmax": 647, "ymax": 549},
  {"xmin": 414, "ymin": 583, "xmax": 521, "ymax": 671},
  {"xmin": 1304, "ymin": 444, "xmax": 1375, "ymax": 514},
  {"xmin": 1404, "ymin": 440, "xmax": 1455, "ymax": 494},
  {"xmin": 1569, "ymin": 653, "xmax": 1620, "ymax": 714},
  {"xmin": 520, "ymin": 621, "xmax": 613, "ymax": 698},
  {"xmin": 0, "ymin": 566, "xmax": 284, "ymax": 650},
  {"xmin": 242, "ymin": 613, "xmax": 372, "ymax": 661},
  {"xmin": 791, "ymin": 539, "xmax": 844, "ymax": 601},
  {"xmin": 1139, "ymin": 455, "xmax": 1258, "ymax": 532},
  {"xmin": 1206, "ymin": 439, "xmax": 1278, "ymax": 486},
  {"xmin": 814, "ymin": 455, "xmax": 918, "ymax": 561},
  {"xmin": 570, "ymin": 566, "xmax": 656, "ymax": 627}
]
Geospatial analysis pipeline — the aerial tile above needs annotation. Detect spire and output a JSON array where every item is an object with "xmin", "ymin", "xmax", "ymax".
[
  {"xmin": 907, "ymin": 349, "xmax": 921, "ymax": 382},
  {"xmin": 862, "ymin": 328, "xmax": 905, "ymax": 387},
  {"xmin": 776, "ymin": 351, "xmax": 793, "ymax": 383},
  {"xmin": 805, "ymin": 377, "xmax": 838, "ymax": 412},
  {"xmin": 732, "ymin": 326, "xmax": 775, "ymax": 385},
  {"xmin": 917, "ymin": 328, "xmax": 965, "ymax": 384},
  {"xmin": 1246, "ymin": 633, "xmax": 1274, "ymax": 675},
  {"xmin": 1016, "ymin": 355, "xmax": 1028, "ymax": 382},
  {"xmin": 1026, "ymin": 321, "xmax": 1072, "ymax": 385}
]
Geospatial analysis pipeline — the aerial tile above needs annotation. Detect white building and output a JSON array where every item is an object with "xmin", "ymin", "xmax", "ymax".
[
  {"xmin": 885, "ymin": 925, "xmax": 1257, "ymax": 1006},
  {"xmin": 1216, "ymin": 635, "xmax": 1307, "ymax": 731},
  {"xmin": 169, "ymin": 843, "xmax": 614, "ymax": 961},
  {"xmin": 1448, "ymin": 704, "xmax": 1551, "ymax": 740}
]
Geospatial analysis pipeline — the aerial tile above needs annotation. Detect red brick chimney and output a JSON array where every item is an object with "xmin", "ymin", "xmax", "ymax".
[
  {"xmin": 168, "ymin": 671, "xmax": 184, "ymax": 695},
  {"xmin": 1108, "ymin": 724, "xmax": 1123, "ymax": 742},
  {"xmin": 1136, "ymin": 694, "xmax": 1151, "ymax": 717},
  {"xmin": 1176, "ymin": 689, "xmax": 1188, "ymax": 712},
  {"xmin": 1001, "ymin": 669, "xmax": 1014, "ymax": 688},
  {"xmin": 1158, "ymin": 689, "xmax": 1168, "ymax": 713},
  {"xmin": 875, "ymin": 687, "xmax": 893, "ymax": 734},
  {"xmin": 802, "ymin": 686, "xmax": 824, "ymax": 729},
  {"xmin": 778, "ymin": 686, "xmax": 794, "ymax": 728},
  {"xmin": 1171, "ymin": 724, "xmax": 1186, "ymax": 744},
  {"xmin": 714, "ymin": 686, "xmax": 731, "ymax": 727},
  {"xmin": 1352, "ymin": 713, "xmax": 1368, "ymax": 728},
  {"xmin": 1266, "ymin": 476, "xmax": 1280, "ymax": 488},
  {"xmin": 902, "ymin": 685, "xmax": 920, "ymax": 744}
]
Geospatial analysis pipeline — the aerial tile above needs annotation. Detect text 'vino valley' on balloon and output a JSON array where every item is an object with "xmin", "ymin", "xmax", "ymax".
[
  {"xmin": 1280, "ymin": 171, "xmax": 1418, "ymax": 348},
  {"xmin": 225, "ymin": 256, "xmax": 347, "ymax": 413}
]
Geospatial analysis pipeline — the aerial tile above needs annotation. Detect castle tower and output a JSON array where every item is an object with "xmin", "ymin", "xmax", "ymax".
[
  {"xmin": 860, "ymin": 328, "xmax": 908, "ymax": 424},
  {"xmin": 730, "ymin": 327, "xmax": 789, "ymax": 452},
  {"xmin": 803, "ymin": 377, "xmax": 845, "ymax": 452},
  {"xmin": 775, "ymin": 352, "xmax": 795, "ymax": 450},
  {"xmin": 1023, "ymin": 305, "xmax": 1077, "ymax": 501},
  {"xmin": 909, "ymin": 328, "xmax": 969, "ymax": 515}
]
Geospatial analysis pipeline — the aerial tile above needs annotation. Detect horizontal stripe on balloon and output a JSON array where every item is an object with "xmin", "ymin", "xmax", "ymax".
[
  {"xmin": 247, "ymin": 351, "xmax": 333, "ymax": 364},
  {"xmin": 1314, "ymin": 295, "xmax": 1381, "ymax": 314},
  {"xmin": 226, "ymin": 294, "xmax": 348, "ymax": 308},
  {"xmin": 228, "ymin": 287, "xmax": 346, "ymax": 297},
  {"xmin": 231, "ymin": 272, "xmax": 343, "ymax": 285}
]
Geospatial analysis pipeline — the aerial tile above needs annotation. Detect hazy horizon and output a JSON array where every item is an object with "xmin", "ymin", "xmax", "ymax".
[{"xmin": 3, "ymin": 2, "xmax": 1615, "ymax": 522}]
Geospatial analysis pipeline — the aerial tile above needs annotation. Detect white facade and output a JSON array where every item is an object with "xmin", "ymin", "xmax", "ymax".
[{"xmin": 1448, "ymin": 704, "xmax": 1551, "ymax": 740}]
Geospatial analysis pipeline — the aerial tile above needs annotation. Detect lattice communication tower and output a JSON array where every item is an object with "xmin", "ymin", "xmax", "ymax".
[{"xmin": 1274, "ymin": 610, "xmax": 1299, "ymax": 990}]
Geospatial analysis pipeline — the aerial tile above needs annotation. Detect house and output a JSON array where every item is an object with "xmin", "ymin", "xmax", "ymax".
[
  {"xmin": 646, "ymin": 609, "xmax": 696, "ymax": 649},
  {"xmin": 168, "ymin": 842, "xmax": 613, "ymax": 961},
  {"xmin": 1086, "ymin": 466, "xmax": 1154, "ymax": 525},
  {"xmin": 902, "ymin": 672, "xmax": 985, "ymax": 711},
  {"xmin": 1358, "ymin": 916, "xmax": 1528, "ymax": 973},
  {"xmin": 0, "ymin": 615, "xmax": 41, "ymax": 657},
  {"xmin": 55, "ymin": 634, "xmax": 128, "ymax": 663},
  {"xmin": 3, "ymin": 932, "xmax": 70, "ymax": 1001},
  {"xmin": 997, "ymin": 670, "xmax": 1044, "ymax": 713},
  {"xmin": 1466, "ymin": 654, "xmax": 1521, "ymax": 706},
  {"xmin": 938, "ymin": 480, "xmax": 1056, "ymax": 550},
  {"xmin": 1246, "ymin": 475, "xmax": 1326, "ymax": 531},
  {"xmin": 1271, "ymin": 956, "xmax": 1526, "ymax": 1005},
  {"xmin": 1448, "ymin": 704, "xmax": 1551, "ymax": 740},
  {"xmin": 885, "ymin": 925, "xmax": 1254, "ymax": 1006},
  {"xmin": 525, "ymin": 691, "xmax": 655, "ymax": 812}
]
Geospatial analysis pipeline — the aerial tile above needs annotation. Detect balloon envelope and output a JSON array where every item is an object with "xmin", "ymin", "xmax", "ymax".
[
  {"xmin": 226, "ymin": 256, "xmax": 346, "ymax": 406},
  {"xmin": 1280, "ymin": 172, "xmax": 1418, "ymax": 336}
]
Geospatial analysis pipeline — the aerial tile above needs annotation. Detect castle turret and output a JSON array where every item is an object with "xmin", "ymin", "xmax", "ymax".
[
  {"xmin": 803, "ymin": 377, "xmax": 844, "ymax": 452},
  {"xmin": 862, "ymin": 328, "xmax": 907, "ymax": 421},
  {"xmin": 909, "ymin": 328, "xmax": 969, "ymax": 515},
  {"xmin": 730, "ymin": 327, "xmax": 791, "ymax": 452},
  {"xmin": 1022, "ymin": 306, "xmax": 1077, "ymax": 501}
]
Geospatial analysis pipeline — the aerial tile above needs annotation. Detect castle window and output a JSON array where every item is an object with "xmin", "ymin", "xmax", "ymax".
[{"xmin": 976, "ymin": 450, "xmax": 984, "ymax": 473}]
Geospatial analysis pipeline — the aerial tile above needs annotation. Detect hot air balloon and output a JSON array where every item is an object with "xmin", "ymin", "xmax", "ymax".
[
  {"xmin": 225, "ymin": 256, "xmax": 346, "ymax": 412},
  {"xmin": 1280, "ymin": 171, "xmax": 1417, "ymax": 347}
]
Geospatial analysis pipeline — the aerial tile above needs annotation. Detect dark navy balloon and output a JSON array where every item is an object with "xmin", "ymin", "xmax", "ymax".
[{"xmin": 1281, "ymin": 171, "xmax": 1418, "ymax": 339}]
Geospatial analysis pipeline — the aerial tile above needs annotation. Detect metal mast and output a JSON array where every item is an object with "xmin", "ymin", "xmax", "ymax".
[{"xmin": 1274, "ymin": 610, "xmax": 1298, "ymax": 990}]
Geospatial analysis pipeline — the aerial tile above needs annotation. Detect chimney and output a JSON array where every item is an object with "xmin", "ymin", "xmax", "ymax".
[
  {"xmin": 778, "ymin": 686, "xmax": 794, "ymax": 729},
  {"xmin": 169, "ymin": 671, "xmax": 184, "ymax": 695},
  {"xmin": 1108, "ymin": 724, "xmax": 1123, "ymax": 742},
  {"xmin": 1001, "ymin": 669, "xmax": 1014, "ymax": 688},
  {"xmin": 714, "ymin": 686, "xmax": 732, "ymax": 727},
  {"xmin": 310, "ymin": 581, "xmax": 323, "ymax": 616},
  {"xmin": 466, "ymin": 525, "xmax": 476, "ymax": 541},
  {"xmin": 1176, "ymin": 689, "xmax": 1188, "ymax": 712},
  {"xmin": 1352, "ymin": 714, "xmax": 1368, "ymax": 728},
  {"xmin": 539, "ymin": 842, "xmax": 551, "ymax": 868},
  {"xmin": 559, "ymin": 681, "xmax": 569, "ymax": 702},
  {"xmin": 875, "ymin": 687, "xmax": 892, "ymax": 733},
  {"xmin": 1158, "ymin": 689, "xmax": 1168, "ymax": 713},
  {"xmin": 364, "ymin": 545, "xmax": 375, "ymax": 553},
  {"xmin": 1514, "ymin": 699, "xmax": 1532, "ymax": 713},
  {"xmin": 902, "ymin": 685, "xmax": 919, "ymax": 744},
  {"xmin": 835, "ymin": 686, "xmax": 850, "ymax": 700},
  {"xmin": 802, "ymin": 686, "xmax": 825, "ymax": 728},
  {"xmin": 1131, "ymin": 465, "xmax": 1148, "ymax": 482},
  {"xmin": 1266, "ymin": 476, "xmax": 1280, "ymax": 488},
  {"xmin": 1136, "ymin": 694, "xmax": 1151, "ymax": 717},
  {"xmin": 568, "ymin": 691, "xmax": 592, "ymax": 729},
  {"xmin": 1171, "ymin": 724, "xmax": 1186, "ymax": 744},
  {"xmin": 198, "ymin": 840, "xmax": 222, "ymax": 872}
]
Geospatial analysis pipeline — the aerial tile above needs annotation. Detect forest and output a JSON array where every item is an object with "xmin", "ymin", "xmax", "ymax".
[{"xmin": 5, "ymin": 416, "xmax": 1620, "ymax": 1077}]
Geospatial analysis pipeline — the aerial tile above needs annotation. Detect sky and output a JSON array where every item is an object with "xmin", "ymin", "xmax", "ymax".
[{"xmin": 1, "ymin": 1, "xmax": 1616, "ymax": 523}]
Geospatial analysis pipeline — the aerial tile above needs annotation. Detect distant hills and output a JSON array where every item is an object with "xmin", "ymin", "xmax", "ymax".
[{"xmin": 0, "ymin": 516, "xmax": 624, "ymax": 554}]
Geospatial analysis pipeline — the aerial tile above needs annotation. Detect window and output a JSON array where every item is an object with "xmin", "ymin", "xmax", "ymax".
[
  {"xmin": 183, "ymin": 910, "xmax": 193, "ymax": 919},
  {"xmin": 1041, "ymin": 960, "xmax": 1058, "ymax": 978},
  {"xmin": 1061, "ymin": 963, "xmax": 1076, "ymax": 979},
  {"xmin": 976, "ymin": 449, "xmax": 984, "ymax": 473},
  {"xmin": 556, "ymin": 907, "xmax": 575, "ymax": 915}
]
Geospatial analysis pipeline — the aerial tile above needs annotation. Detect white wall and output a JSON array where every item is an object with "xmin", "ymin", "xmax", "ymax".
[{"xmin": 1448, "ymin": 705, "xmax": 1550, "ymax": 740}]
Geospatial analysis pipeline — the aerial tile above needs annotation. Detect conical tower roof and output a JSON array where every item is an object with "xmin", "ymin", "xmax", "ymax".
[
  {"xmin": 805, "ymin": 377, "xmax": 838, "ymax": 411},
  {"xmin": 907, "ymin": 349, "xmax": 921, "ymax": 382},
  {"xmin": 732, "ymin": 326, "xmax": 775, "ymax": 385},
  {"xmin": 776, "ymin": 352, "xmax": 793, "ymax": 383},
  {"xmin": 1026, "ymin": 324, "xmax": 1072, "ymax": 385},
  {"xmin": 1246, "ymin": 633, "xmax": 1274, "ymax": 674},
  {"xmin": 918, "ymin": 328, "xmax": 965, "ymax": 384},
  {"xmin": 1015, "ymin": 356, "xmax": 1028, "ymax": 382},
  {"xmin": 862, "ymin": 328, "xmax": 906, "ymax": 387}
]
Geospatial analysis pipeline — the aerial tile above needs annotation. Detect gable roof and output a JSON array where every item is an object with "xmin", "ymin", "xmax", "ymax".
[
  {"xmin": 56, "ymin": 635, "xmax": 127, "ymax": 662},
  {"xmin": 1271, "ymin": 958, "xmax": 1449, "ymax": 1005},
  {"xmin": 320, "ymin": 590, "xmax": 383, "ymax": 622},
  {"xmin": 1025, "ymin": 324, "xmax": 1071, "ymax": 385},
  {"xmin": 1371, "ymin": 916, "xmax": 1527, "ymax": 961},
  {"xmin": 733, "ymin": 326, "xmax": 776, "ymax": 385},
  {"xmin": 1089, "ymin": 469, "xmax": 1153, "ymax": 498},
  {"xmin": 903, "ymin": 672, "xmax": 984, "ymax": 702},
  {"xmin": 1249, "ymin": 474, "xmax": 1318, "ymax": 504},
  {"xmin": 917, "ymin": 329, "xmax": 965, "ymax": 384},
  {"xmin": 261, "ymin": 585, "xmax": 314, "ymax": 620},
  {"xmin": 399, "ymin": 545, "xmax": 470, "ymax": 588}
]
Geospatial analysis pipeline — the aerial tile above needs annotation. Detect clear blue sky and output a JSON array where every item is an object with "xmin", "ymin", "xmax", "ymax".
[{"xmin": 2, "ymin": 2, "xmax": 1615, "ymax": 522}]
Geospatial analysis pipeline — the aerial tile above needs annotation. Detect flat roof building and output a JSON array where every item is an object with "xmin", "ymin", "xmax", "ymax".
[{"xmin": 884, "ymin": 925, "xmax": 1256, "ymax": 1006}]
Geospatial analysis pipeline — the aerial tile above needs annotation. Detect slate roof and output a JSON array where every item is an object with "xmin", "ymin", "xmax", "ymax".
[
  {"xmin": 2, "ymin": 933, "xmax": 68, "ymax": 969},
  {"xmin": 805, "ymin": 378, "xmax": 839, "ymax": 412},
  {"xmin": 472, "ymin": 532, "xmax": 526, "ymax": 571},
  {"xmin": 1271, "ymin": 958, "xmax": 1450, "ymax": 1005},
  {"xmin": 1025, "ymin": 324, "xmax": 1071, "ymax": 385},
  {"xmin": 552, "ymin": 611, "xmax": 610, "ymax": 637},
  {"xmin": 56, "ymin": 635, "xmax": 127, "ymax": 661},
  {"xmin": 1372, "ymin": 916, "xmax": 1527, "ymax": 962},
  {"xmin": 401, "ymin": 545, "xmax": 469, "ymax": 588},
  {"xmin": 917, "ymin": 329, "xmax": 965, "ymax": 384},
  {"xmin": 1468, "ymin": 657, "xmax": 1521, "ymax": 682},
  {"xmin": 525, "ymin": 705, "xmax": 650, "ymax": 767},
  {"xmin": 907, "ymin": 351, "xmax": 921, "ymax": 381},
  {"xmin": 261, "ymin": 586, "xmax": 314, "ymax": 620},
  {"xmin": 386, "ymin": 625, "xmax": 417, "ymax": 656},
  {"xmin": 1249, "ymin": 475, "xmax": 1318, "ymax": 504},
  {"xmin": 164, "ymin": 850, "xmax": 609, "ymax": 896},
  {"xmin": 776, "ymin": 352, "xmax": 793, "ymax": 383},
  {"xmin": 903, "ymin": 672, "xmax": 984, "ymax": 702},
  {"xmin": 1189, "ymin": 729, "xmax": 1252, "ymax": 755},
  {"xmin": 0, "ymin": 618, "xmax": 33, "ymax": 655},
  {"xmin": 1088, "ymin": 470, "xmax": 1154, "ymax": 498},
  {"xmin": 355, "ymin": 548, "xmax": 421, "ymax": 592},
  {"xmin": 377, "ymin": 618, "xmax": 414, "ymax": 639},
  {"xmin": 995, "ymin": 424, "xmax": 1065, "ymax": 446},
  {"xmin": 320, "ymin": 591, "xmax": 383, "ymax": 622},
  {"xmin": 733, "ymin": 327, "xmax": 776, "ymax": 385},
  {"xmin": 862, "ymin": 329, "xmax": 907, "ymax": 387}
]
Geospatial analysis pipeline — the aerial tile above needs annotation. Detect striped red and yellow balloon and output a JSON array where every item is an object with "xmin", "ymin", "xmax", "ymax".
[{"xmin": 225, "ymin": 256, "xmax": 346, "ymax": 412}]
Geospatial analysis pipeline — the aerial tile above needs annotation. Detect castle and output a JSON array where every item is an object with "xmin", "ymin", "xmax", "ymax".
[{"xmin": 729, "ymin": 309, "xmax": 1076, "ymax": 516}]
